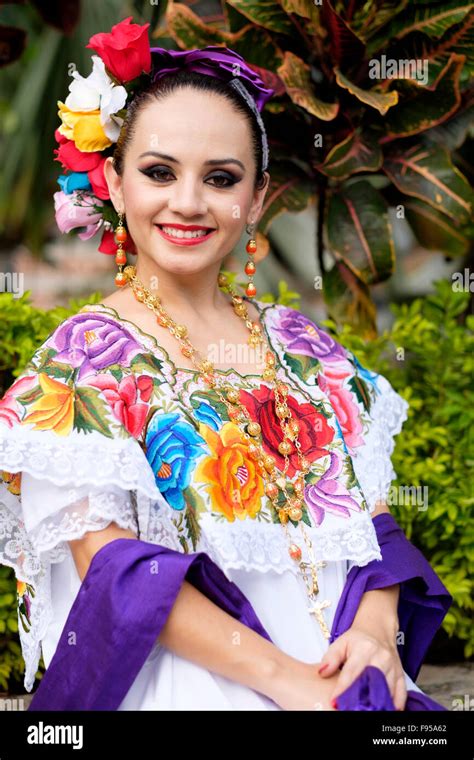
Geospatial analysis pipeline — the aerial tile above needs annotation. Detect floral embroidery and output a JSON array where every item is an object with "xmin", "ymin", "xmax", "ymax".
[
  {"xmin": 237, "ymin": 384, "xmax": 334, "ymax": 478},
  {"xmin": 17, "ymin": 579, "xmax": 35, "ymax": 633},
  {"xmin": 268, "ymin": 305, "xmax": 381, "ymax": 456},
  {"xmin": 0, "ymin": 302, "xmax": 380, "ymax": 536},
  {"xmin": 304, "ymin": 451, "xmax": 362, "ymax": 526},
  {"xmin": 195, "ymin": 421, "xmax": 265, "ymax": 521},
  {"xmin": 1, "ymin": 470, "xmax": 21, "ymax": 495},
  {"xmin": 145, "ymin": 411, "xmax": 207, "ymax": 511}
]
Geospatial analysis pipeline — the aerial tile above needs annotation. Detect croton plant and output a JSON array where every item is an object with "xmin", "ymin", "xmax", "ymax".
[{"xmin": 158, "ymin": 0, "xmax": 474, "ymax": 334}]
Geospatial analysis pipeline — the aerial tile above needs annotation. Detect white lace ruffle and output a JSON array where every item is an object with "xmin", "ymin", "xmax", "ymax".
[
  {"xmin": 193, "ymin": 511, "xmax": 382, "ymax": 579},
  {"xmin": 351, "ymin": 373, "xmax": 409, "ymax": 512},
  {"xmin": 0, "ymin": 424, "xmax": 162, "ymax": 500}
]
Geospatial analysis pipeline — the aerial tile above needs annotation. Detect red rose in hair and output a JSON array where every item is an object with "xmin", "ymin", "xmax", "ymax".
[
  {"xmin": 88, "ymin": 158, "xmax": 110, "ymax": 200},
  {"xmin": 86, "ymin": 16, "xmax": 151, "ymax": 83},
  {"xmin": 54, "ymin": 132, "xmax": 103, "ymax": 173}
]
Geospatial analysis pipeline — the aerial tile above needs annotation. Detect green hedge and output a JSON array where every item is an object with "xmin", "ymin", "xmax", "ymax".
[
  {"xmin": 0, "ymin": 280, "xmax": 472, "ymax": 691},
  {"xmin": 321, "ymin": 279, "xmax": 474, "ymax": 657}
]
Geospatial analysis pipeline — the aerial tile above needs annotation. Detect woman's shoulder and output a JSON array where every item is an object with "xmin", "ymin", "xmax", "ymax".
[{"xmin": 0, "ymin": 303, "xmax": 167, "ymax": 443}]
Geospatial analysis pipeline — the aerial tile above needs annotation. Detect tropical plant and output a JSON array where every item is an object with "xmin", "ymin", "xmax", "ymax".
[{"xmin": 160, "ymin": 0, "xmax": 474, "ymax": 334}]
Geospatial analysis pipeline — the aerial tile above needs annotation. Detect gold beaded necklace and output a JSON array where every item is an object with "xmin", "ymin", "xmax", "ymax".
[{"xmin": 123, "ymin": 264, "xmax": 332, "ymax": 639}]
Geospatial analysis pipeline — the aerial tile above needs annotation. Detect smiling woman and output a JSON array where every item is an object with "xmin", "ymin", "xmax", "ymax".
[{"xmin": 0, "ymin": 17, "xmax": 452, "ymax": 714}]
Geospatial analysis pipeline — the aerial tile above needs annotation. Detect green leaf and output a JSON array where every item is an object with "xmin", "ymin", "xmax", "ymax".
[
  {"xmin": 383, "ymin": 143, "xmax": 473, "ymax": 224},
  {"xmin": 383, "ymin": 53, "xmax": 464, "ymax": 139},
  {"xmin": 130, "ymin": 352, "xmax": 165, "ymax": 375},
  {"xmin": 227, "ymin": 0, "xmax": 294, "ymax": 34},
  {"xmin": 278, "ymin": 51, "xmax": 339, "ymax": 121},
  {"xmin": 283, "ymin": 352, "xmax": 320, "ymax": 385},
  {"xmin": 326, "ymin": 180, "xmax": 395, "ymax": 285},
  {"xmin": 405, "ymin": 197, "xmax": 470, "ymax": 256},
  {"xmin": 318, "ymin": 128, "xmax": 383, "ymax": 180},
  {"xmin": 74, "ymin": 386, "xmax": 114, "ymax": 438},
  {"xmin": 374, "ymin": 1, "xmax": 473, "ymax": 42},
  {"xmin": 335, "ymin": 68, "xmax": 399, "ymax": 115},
  {"xmin": 259, "ymin": 160, "xmax": 315, "ymax": 234}
]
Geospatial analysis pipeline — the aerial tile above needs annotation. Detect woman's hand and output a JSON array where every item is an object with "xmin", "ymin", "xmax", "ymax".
[
  {"xmin": 317, "ymin": 625, "xmax": 407, "ymax": 711},
  {"xmin": 267, "ymin": 656, "xmax": 341, "ymax": 711}
]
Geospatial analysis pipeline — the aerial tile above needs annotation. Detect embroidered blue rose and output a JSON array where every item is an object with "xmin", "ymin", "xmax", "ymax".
[
  {"xmin": 146, "ymin": 411, "xmax": 206, "ymax": 510},
  {"xmin": 193, "ymin": 401, "xmax": 222, "ymax": 431}
]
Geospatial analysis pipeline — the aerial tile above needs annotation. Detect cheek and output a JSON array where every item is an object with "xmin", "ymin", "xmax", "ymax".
[
  {"xmin": 122, "ymin": 177, "xmax": 158, "ymax": 219},
  {"xmin": 215, "ymin": 186, "xmax": 251, "ymax": 229}
]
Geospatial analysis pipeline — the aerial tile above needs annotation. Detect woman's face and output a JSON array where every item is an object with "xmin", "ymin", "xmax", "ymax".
[{"xmin": 104, "ymin": 88, "xmax": 269, "ymax": 279}]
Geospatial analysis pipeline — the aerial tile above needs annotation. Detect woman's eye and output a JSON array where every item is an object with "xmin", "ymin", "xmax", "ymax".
[
  {"xmin": 141, "ymin": 167, "xmax": 174, "ymax": 182},
  {"xmin": 207, "ymin": 173, "xmax": 236, "ymax": 188},
  {"xmin": 140, "ymin": 166, "xmax": 237, "ymax": 187}
]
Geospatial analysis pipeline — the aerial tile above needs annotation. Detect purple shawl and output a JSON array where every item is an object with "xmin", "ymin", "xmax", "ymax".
[{"xmin": 28, "ymin": 513, "xmax": 452, "ymax": 711}]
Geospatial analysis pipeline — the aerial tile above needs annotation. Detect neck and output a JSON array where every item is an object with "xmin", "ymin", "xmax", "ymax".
[{"xmin": 129, "ymin": 258, "xmax": 231, "ymax": 324}]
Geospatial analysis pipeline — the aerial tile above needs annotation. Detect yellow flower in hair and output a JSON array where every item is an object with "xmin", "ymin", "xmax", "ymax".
[{"xmin": 57, "ymin": 101, "xmax": 113, "ymax": 152}]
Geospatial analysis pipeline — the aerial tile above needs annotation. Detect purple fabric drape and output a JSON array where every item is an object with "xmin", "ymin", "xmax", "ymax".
[
  {"xmin": 28, "ymin": 514, "xmax": 452, "ymax": 711},
  {"xmin": 330, "ymin": 513, "xmax": 453, "ymax": 682}
]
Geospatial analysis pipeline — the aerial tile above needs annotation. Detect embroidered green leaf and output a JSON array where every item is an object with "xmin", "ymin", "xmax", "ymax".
[
  {"xmin": 305, "ymin": 471, "xmax": 322, "ymax": 485},
  {"xmin": 343, "ymin": 456, "xmax": 358, "ymax": 489},
  {"xmin": 15, "ymin": 385, "xmax": 44, "ymax": 406},
  {"xmin": 283, "ymin": 352, "xmax": 320, "ymax": 385},
  {"xmin": 102, "ymin": 363, "xmax": 124, "ymax": 382},
  {"xmin": 74, "ymin": 386, "xmax": 114, "ymax": 437},
  {"xmin": 348, "ymin": 374, "xmax": 372, "ymax": 413},
  {"xmin": 189, "ymin": 390, "xmax": 228, "ymax": 420},
  {"xmin": 33, "ymin": 347, "xmax": 56, "ymax": 369},
  {"xmin": 130, "ymin": 352, "xmax": 165, "ymax": 375},
  {"xmin": 183, "ymin": 486, "xmax": 203, "ymax": 550}
]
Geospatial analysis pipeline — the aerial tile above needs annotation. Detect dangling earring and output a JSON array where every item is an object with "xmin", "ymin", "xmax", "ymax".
[
  {"xmin": 114, "ymin": 211, "xmax": 128, "ymax": 288},
  {"xmin": 245, "ymin": 220, "xmax": 257, "ymax": 297}
]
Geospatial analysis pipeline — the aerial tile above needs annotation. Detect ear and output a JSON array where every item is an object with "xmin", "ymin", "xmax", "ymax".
[
  {"xmin": 247, "ymin": 170, "xmax": 270, "ymax": 226},
  {"xmin": 103, "ymin": 156, "xmax": 125, "ymax": 213}
]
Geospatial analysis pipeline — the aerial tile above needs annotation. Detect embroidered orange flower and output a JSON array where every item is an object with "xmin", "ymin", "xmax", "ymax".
[
  {"xmin": 194, "ymin": 422, "xmax": 264, "ymax": 522},
  {"xmin": 22, "ymin": 373, "xmax": 74, "ymax": 436},
  {"xmin": 1, "ymin": 470, "xmax": 21, "ymax": 495}
]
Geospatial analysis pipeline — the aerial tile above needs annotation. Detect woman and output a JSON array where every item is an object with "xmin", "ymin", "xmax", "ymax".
[{"xmin": 0, "ymin": 18, "xmax": 451, "ymax": 711}]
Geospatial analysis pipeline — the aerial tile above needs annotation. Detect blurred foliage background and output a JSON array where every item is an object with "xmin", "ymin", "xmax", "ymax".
[{"xmin": 0, "ymin": 0, "xmax": 472, "ymax": 692}]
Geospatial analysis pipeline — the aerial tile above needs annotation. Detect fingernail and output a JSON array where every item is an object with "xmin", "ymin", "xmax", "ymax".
[
  {"xmin": 318, "ymin": 664, "xmax": 329, "ymax": 674},
  {"xmin": 330, "ymin": 698, "xmax": 338, "ymax": 709}
]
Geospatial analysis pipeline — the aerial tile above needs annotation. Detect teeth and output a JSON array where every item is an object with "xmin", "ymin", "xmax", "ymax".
[{"xmin": 161, "ymin": 226, "xmax": 210, "ymax": 239}]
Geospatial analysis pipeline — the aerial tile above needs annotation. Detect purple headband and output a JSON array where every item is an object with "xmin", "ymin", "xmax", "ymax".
[{"xmin": 150, "ymin": 45, "xmax": 274, "ymax": 171}]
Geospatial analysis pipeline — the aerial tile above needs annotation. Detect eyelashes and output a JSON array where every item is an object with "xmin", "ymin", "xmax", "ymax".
[{"xmin": 139, "ymin": 166, "xmax": 240, "ymax": 188}]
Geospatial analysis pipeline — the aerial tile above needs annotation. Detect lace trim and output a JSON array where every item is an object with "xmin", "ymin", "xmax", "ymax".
[
  {"xmin": 192, "ymin": 511, "xmax": 382, "ymax": 577},
  {"xmin": 0, "ymin": 423, "xmax": 161, "ymax": 501},
  {"xmin": 350, "ymin": 375, "xmax": 409, "ymax": 512},
  {"xmin": 0, "ymin": 481, "xmax": 141, "ymax": 693}
]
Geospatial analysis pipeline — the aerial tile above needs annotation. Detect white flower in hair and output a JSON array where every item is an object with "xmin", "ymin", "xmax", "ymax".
[{"xmin": 65, "ymin": 55, "xmax": 127, "ymax": 142}]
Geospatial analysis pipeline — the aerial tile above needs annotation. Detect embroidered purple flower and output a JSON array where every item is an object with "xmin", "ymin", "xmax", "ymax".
[
  {"xmin": 272, "ymin": 307, "xmax": 347, "ymax": 363},
  {"xmin": 47, "ymin": 313, "xmax": 143, "ymax": 380},
  {"xmin": 304, "ymin": 451, "xmax": 362, "ymax": 526}
]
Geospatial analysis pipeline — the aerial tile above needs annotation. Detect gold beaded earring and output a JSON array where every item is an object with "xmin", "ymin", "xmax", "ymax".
[
  {"xmin": 245, "ymin": 220, "xmax": 257, "ymax": 297},
  {"xmin": 114, "ymin": 211, "xmax": 128, "ymax": 288}
]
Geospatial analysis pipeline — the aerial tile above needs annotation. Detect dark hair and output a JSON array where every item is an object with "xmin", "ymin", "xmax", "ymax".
[{"xmin": 112, "ymin": 70, "xmax": 267, "ymax": 190}]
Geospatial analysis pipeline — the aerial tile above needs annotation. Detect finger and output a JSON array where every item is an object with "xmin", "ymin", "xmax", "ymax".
[
  {"xmin": 392, "ymin": 674, "xmax": 408, "ymax": 712},
  {"xmin": 318, "ymin": 639, "xmax": 348, "ymax": 677},
  {"xmin": 330, "ymin": 663, "xmax": 364, "ymax": 701}
]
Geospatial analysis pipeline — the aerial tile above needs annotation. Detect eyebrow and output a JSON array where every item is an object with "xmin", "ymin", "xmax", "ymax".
[{"xmin": 138, "ymin": 151, "xmax": 245, "ymax": 171}]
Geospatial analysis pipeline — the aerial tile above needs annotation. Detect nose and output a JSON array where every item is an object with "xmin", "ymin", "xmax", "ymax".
[{"xmin": 166, "ymin": 174, "xmax": 208, "ymax": 218}]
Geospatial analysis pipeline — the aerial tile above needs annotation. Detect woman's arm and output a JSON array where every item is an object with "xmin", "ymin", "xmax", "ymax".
[
  {"xmin": 318, "ymin": 498, "xmax": 406, "ymax": 709},
  {"xmin": 359, "ymin": 497, "xmax": 400, "ymax": 636},
  {"xmin": 68, "ymin": 523, "xmax": 335, "ymax": 708}
]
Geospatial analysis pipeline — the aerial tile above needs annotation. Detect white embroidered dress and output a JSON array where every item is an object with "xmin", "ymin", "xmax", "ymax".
[{"xmin": 0, "ymin": 299, "xmax": 424, "ymax": 709}]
